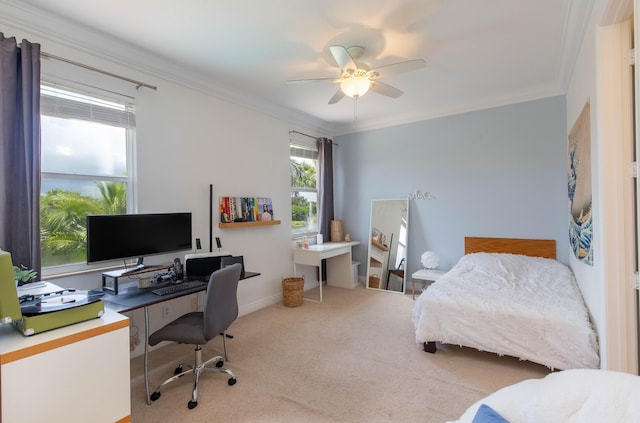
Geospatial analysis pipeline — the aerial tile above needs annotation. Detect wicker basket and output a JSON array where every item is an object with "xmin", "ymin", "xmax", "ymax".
[
  {"xmin": 282, "ymin": 276, "xmax": 305, "ymax": 307},
  {"xmin": 368, "ymin": 275, "xmax": 380, "ymax": 289}
]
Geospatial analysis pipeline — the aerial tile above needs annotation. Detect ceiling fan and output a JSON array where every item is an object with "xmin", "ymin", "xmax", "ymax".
[{"xmin": 287, "ymin": 45, "xmax": 426, "ymax": 104}]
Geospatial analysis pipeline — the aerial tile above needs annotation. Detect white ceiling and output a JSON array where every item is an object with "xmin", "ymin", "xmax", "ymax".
[{"xmin": 7, "ymin": 0, "xmax": 593, "ymax": 135}]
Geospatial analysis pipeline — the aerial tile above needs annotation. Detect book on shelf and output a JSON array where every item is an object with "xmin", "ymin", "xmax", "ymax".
[
  {"xmin": 258, "ymin": 197, "xmax": 273, "ymax": 221},
  {"xmin": 219, "ymin": 196, "xmax": 274, "ymax": 223}
]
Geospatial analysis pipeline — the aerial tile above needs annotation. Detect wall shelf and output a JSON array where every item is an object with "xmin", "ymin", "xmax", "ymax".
[
  {"xmin": 218, "ymin": 220, "xmax": 281, "ymax": 229},
  {"xmin": 371, "ymin": 237, "xmax": 390, "ymax": 251}
]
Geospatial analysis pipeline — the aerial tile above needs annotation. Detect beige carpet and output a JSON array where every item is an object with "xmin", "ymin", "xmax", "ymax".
[{"xmin": 130, "ymin": 285, "xmax": 549, "ymax": 422}]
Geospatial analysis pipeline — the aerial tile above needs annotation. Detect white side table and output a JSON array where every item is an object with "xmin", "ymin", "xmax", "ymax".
[{"xmin": 411, "ymin": 269, "xmax": 447, "ymax": 299}]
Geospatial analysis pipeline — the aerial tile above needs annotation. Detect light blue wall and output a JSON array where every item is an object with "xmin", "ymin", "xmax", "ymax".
[{"xmin": 334, "ymin": 96, "xmax": 569, "ymax": 276}]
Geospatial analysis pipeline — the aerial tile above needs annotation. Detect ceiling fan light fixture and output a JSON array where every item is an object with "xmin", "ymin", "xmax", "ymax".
[{"xmin": 340, "ymin": 76, "xmax": 371, "ymax": 98}]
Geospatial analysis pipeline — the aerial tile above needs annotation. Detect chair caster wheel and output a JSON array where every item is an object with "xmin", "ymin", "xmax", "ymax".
[
  {"xmin": 174, "ymin": 365, "xmax": 183, "ymax": 375},
  {"xmin": 187, "ymin": 400, "xmax": 198, "ymax": 409},
  {"xmin": 228, "ymin": 377, "xmax": 237, "ymax": 386},
  {"xmin": 150, "ymin": 392, "xmax": 161, "ymax": 401},
  {"xmin": 216, "ymin": 360, "xmax": 224, "ymax": 368}
]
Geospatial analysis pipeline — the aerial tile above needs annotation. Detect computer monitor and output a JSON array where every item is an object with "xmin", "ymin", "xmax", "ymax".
[{"xmin": 86, "ymin": 213, "xmax": 192, "ymax": 264}]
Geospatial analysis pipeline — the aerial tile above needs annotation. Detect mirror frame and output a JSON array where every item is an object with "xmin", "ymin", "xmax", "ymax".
[{"xmin": 366, "ymin": 198, "xmax": 409, "ymax": 294}]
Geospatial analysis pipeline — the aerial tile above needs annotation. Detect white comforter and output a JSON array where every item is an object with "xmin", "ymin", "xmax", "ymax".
[
  {"xmin": 450, "ymin": 369, "xmax": 640, "ymax": 423},
  {"xmin": 412, "ymin": 253, "xmax": 599, "ymax": 369}
]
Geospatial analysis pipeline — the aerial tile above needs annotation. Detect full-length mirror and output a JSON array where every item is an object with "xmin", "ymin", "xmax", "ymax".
[{"xmin": 366, "ymin": 199, "xmax": 409, "ymax": 293}]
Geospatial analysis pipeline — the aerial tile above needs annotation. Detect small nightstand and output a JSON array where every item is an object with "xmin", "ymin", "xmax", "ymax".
[{"xmin": 410, "ymin": 269, "xmax": 447, "ymax": 299}]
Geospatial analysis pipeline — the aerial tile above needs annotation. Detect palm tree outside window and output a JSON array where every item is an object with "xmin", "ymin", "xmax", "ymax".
[{"xmin": 290, "ymin": 143, "xmax": 318, "ymax": 237}]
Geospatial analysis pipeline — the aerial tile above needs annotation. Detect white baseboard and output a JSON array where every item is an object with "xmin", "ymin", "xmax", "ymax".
[{"xmin": 239, "ymin": 293, "xmax": 282, "ymax": 317}]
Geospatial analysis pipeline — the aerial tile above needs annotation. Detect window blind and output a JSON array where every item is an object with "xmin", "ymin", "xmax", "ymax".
[
  {"xmin": 41, "ymin": 84, "xmax": 135, "ymax": 129},
  {"xmin": 290, "ymin": 145, "xmax": 317, "ymax": 160}
]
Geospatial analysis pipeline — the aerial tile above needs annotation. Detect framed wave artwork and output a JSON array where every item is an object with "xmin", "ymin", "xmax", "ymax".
[{"xmin": 567, "ymin": 101, "xmax": 593, "ymax": 265}]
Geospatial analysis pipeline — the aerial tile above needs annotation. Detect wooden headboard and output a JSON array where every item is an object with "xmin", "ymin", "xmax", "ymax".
[{"xmin": 464, "ymin": 237, "xmax": 556, "ymax": 259}]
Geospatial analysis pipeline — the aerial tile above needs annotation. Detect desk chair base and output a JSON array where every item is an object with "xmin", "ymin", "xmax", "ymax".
[
  {"xmin": 222, "ymin": 330, "xmax": 231, "ymax": 361},
  {"xmin": 149, "ymin": 344, "xmax": 237, "ymax": 409}
]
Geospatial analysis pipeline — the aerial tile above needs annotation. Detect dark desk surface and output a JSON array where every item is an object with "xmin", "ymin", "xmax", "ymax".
[{"xmin": 103, "ymin": 271, "xmax": 259, "ymax": 313}]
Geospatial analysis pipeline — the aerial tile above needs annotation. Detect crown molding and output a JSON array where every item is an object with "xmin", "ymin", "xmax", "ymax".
[
  {"xmin": 0, "ymin": 0, "xmax": 331, "ymax": 134},
  {"xmin": 330, "ymin": 85, "xmax": 565, "ymax": 136},
  {"xmin": 556, "ymin": 0, "xmax": 596, "ymax": 92},
  {"xmin": 331, "ymin": 0, "xmax": 594, "ymax": 136},
  {"xmin": 601, "ymin": 0, "xmax": 633, "ymax": 24},
  {"xmin": 0, "ymin": 0, "xmax": 594, "ymax": 138}
]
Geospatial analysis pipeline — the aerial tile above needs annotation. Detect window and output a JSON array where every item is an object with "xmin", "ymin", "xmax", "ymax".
[
  {"xmin": 40, "ymin": 84, "xmax": 135, "ymax": 269},
  {"xmin": 290, "ymin": 143, "xmax": 318, "ymax": 237}
]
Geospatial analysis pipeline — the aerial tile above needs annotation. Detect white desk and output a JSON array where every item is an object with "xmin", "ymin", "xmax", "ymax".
[
  {"xmin": 0, "ymin": 308, "xmax": 131, "ymax": 423},
  {"xmin": 411, "ymin": 269, "xmax": 447, "ymax": 299},
  {"xmin": 293, "ymin": 241, "xmax": 359, "ymax": 302}
]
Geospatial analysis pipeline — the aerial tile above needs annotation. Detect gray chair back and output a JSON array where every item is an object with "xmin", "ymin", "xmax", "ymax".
[{"xmin": 203, "ymin": 263, "xmax": 241, "ymax": 340}]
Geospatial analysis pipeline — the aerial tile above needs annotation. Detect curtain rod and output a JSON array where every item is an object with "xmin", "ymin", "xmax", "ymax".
[
  {"xmin": 40, "ymin": 51, "xmax": 157, "ymax": 91},
  {"xmin": 289, "ymin": 130, "xmax": 338, "ymax": 146},
  {"xmin": 289, "ymin": 130, "xmax": 317, "ymax": 140}
]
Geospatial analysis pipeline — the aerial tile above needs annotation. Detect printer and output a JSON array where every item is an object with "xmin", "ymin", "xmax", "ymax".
[{"xmin": 0, "ymin": 251, "xmax": 104, "ymax": 336}]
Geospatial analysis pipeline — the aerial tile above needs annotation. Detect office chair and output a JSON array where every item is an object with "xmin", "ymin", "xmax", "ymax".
[
  {"xmin": 148, "ymin": 263, "xmax": 242, "ymax": 409},
  {"xmin": 386, "ymin": 258, "xmax": 405, "ymax": 291}
]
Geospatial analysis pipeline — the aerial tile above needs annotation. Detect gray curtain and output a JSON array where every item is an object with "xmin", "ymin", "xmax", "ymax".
[
  {"xmin": 0, "ymin": 33, "xmax": 41, "ymax": 273},
  {"xmin": 317, "ymin": 137, "xmax": 334, "ymax": 240}
]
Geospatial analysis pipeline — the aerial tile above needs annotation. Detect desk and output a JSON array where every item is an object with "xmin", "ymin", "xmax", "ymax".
[
  {"xmin": 102, "ymin": 272, "xmax": 259, "ymax": 405},
  {"xmin": 293, "ymin": 241, "xmax": 359, "ymax": 303},
  {"xmin": 0, "ymin": 308, "xmax": 130, "ymax": 423}
]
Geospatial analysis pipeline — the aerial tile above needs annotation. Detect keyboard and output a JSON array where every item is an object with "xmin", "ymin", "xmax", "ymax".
[{"xmin": 151, "ymin": 280, "xmax": 207, "ymax": 296}]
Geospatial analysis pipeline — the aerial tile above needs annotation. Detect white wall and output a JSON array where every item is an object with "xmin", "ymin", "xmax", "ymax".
[{"xmin": 130, "ymin": 82, "xmax": 297, "ymax": 355}]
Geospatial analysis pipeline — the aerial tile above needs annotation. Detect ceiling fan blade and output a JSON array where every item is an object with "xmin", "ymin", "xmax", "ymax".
[
  {"xmin": 370, "ymin": 81, "xmax": 403, "ymax": 98},
  {"xmin": 328, "ymin": 89, "xmax": 345, "ymax": 104},
  {"xmin": 370, "ymin": 59, "xmax": 426, "ymax": 79},
  {"xmin": 329, "ymin": 45, "xmax": 358, "ymax": 70},
  {"xmin": 286, "ymin": 77, "xmax": 337, "ymax": 84}
]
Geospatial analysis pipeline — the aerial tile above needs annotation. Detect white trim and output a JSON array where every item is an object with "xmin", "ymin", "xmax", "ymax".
[
  {"xmin": 602, "ymin": 0, "xmax": 634, "ymax": 23},
  {"xmin": 597, "ymin": 13, "xmax": 638, "ymax": 373},
  {"xmin": 557, "ymin": 0, "xmax": 597, "ymax": 91}
]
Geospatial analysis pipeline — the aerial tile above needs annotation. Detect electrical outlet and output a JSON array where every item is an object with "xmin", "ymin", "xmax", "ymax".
[
  {"xmin": 162, "ymin": 306, "xmax": 170, "ymax": 318},
  {"xmin": 191, "ymin": 296, "xmax": 198, "ymax": 311}
]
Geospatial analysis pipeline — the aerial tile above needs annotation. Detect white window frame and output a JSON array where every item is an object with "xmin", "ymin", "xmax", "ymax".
[
  {"xmin": 40, "ymin": 82, "xmax": 137, "ymax": 277},
  {"xmin": 290, "ymin": 140, "xmax": 319, "ymax": 238}
]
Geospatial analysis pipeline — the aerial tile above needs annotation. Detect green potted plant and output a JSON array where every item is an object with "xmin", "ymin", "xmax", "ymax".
[{"xmin": 13, "ymin": 265, "xmax": 38, "ymax": 286}]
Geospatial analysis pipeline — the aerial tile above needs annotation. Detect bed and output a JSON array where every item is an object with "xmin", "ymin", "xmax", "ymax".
[
  {"xmin": 449, "ymin": 369, "xmax": 640, "ymax": 423},
  {"xmin": 412, "ymin": 237, "xmax": 600, "ymax": 370}
]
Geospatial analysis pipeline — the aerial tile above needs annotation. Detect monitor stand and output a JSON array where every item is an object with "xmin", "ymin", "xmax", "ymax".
[{"xmin": 102, "ymin": 263, "xmax": 172, "ymax": 294}]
